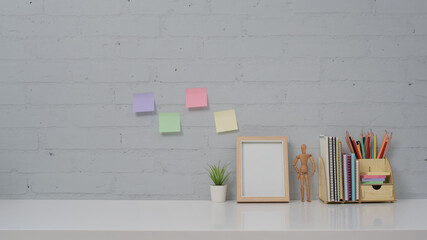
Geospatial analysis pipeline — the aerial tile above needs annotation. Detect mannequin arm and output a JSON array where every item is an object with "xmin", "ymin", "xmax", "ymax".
[
  {"xmin": 293, "ymin": 156, "xmax": 299, "ymax": 174},
  {"xmin": 309, "ymin": 155, "xmax": 316, "ymax": 176}
]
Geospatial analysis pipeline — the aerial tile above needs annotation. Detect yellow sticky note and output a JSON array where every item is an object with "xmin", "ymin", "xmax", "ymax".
[{"xmin": 214, "ymin": 109, "xmax": 238, "ymax": 133}]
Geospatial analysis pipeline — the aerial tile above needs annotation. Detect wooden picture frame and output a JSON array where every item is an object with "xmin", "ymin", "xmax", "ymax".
[{"xmin": 236, "ymin": 136, "xmax": 289, "ymax": 202}]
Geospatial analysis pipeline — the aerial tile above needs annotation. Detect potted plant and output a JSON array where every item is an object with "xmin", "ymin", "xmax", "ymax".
[{"xmin": 207, "ymin": 161, "xmax": 230, "ymax": 203}]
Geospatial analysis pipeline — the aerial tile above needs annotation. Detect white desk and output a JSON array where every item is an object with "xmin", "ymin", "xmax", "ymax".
[{"xmin": 0, "ymin": 199, "xmax": 426, "ymax": 240}]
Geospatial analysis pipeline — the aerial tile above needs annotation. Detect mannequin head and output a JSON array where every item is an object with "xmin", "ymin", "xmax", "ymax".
[{"xmin": 301, "ymin": 144, "xmax": 307, "ymax": 154}]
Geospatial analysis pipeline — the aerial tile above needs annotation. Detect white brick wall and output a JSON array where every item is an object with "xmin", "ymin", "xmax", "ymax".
[
  {"xmin": 211, "ymin": 0, "xmax": 291, "ymax": 15},
  {"xmin": 155, "ymin": 62, "xmax": 237, "ymax": 82},
  {"xmin": 0, "ymin": 37, "xmax": 33, "ymax": 59},
  {"xmin": 0, "ymin": 129, "xmax": 39, "ymax": 150},
  {"xmin": 128, "ymin": 0, "xmax": 210, "ymax": 15},
  {"xmin": 375, "ymin": 0, "xmax": 427, "ymax": 14},
  {"xmin": 292, "ymin": 0, "xmax": 372, "ymax": 13},
  {"xmin": 35, "ymin": 37, "xmax": 119, "ymax": 59},
  {"xmin": 0, "ymin": 0, "xmax": 43, "ymax": 15},
  {"xmin": 30, "ymin": 173, "xmax": 113, "ymax": 194},
  {"xmin": 204, "ymin": 38, "xmax": 283, "ymax": 58},
  {"xmin": 163, "ymin": 16, "xmax": 242, "ymax": 37},
  {"xmin": 29, "ymin": 83, "xmax": 113, "ymax": 105},
  {"xmin": 0, "ymin": 85, "xmax": 26, "ymax": 104},
  {"xmin": 0, "ymin": 0, "xmax": 426, "ymax": 200},
  {"xmin": 119, "ymin": 38, "xmax": 202, "ymax": 59},
  {"xmin": 44, "ymin": 0, "xmax": 123, "ymax": 16}
]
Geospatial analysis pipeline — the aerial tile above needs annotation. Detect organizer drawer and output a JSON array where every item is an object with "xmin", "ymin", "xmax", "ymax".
[{"xmin": 361, "ymin": 185, "xmax": 394, "ymax": 201}]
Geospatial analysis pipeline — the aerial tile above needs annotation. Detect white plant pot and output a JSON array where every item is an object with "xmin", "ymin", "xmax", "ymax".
[{"xmin": 210, "ymin": 185, "xmax": 227, "ymax": 203}]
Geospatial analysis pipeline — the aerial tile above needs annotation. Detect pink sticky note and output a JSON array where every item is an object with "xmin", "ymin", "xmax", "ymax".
[{"xmin": 185, "ymin": 88, "xmax": 207, "ymax": 108}]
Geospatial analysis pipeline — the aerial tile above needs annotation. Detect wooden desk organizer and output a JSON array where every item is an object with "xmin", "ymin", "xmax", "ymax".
[{"xmin": 319, "ymin": 157, "xmax": 395, "ymax": 203}]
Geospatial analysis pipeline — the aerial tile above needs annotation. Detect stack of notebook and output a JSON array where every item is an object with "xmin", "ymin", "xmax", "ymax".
[
  {"xmin": 360, "ymin": 172, "xmax": 390, "ymax": 184},
  {"xmin": 320, "ymin": 135, "xmax": 360, "ymax": 202}
]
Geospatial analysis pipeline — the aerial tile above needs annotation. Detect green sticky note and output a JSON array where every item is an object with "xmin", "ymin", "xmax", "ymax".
[
  {"xmin": 159, "ymin": 112, "xmax": 181, "ymax": 133},
  {"xmin": 361, "ymin": 181, "xmax": 383, "ymax": 185}
]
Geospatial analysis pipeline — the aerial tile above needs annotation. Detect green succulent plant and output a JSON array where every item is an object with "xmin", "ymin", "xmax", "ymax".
[{"xmin": 207, "ymin": 161, "xmax": 230, "ymax": 186}]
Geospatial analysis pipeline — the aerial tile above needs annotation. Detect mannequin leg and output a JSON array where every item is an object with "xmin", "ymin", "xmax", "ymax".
[
  {"xmin": 300, "ymin": 175, "xmax": 305, "ymax": 202},
  {"xmin": 305, "ymin": 174, "xmax": 311, "ymax": 202}
]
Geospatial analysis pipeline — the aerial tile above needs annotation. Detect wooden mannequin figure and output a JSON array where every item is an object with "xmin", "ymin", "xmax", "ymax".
[{"xmin": 293, "ymin": 144, "xmax": 316, "ymax": 202}]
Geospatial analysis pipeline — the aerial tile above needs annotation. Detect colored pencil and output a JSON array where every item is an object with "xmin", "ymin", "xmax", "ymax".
[
  {"xmin": 360, "ymin": 137, "xmax": 365, "ymax": 159},
  {"xmin": 382, "ymin": 133, "xmax": 392, "ymax": 158},
  {"xmin": 357, "ymin": 143, "xmax": 362, "ymax": 160},
  {"xmin": 346, "ymin": 131, "xmax": 354, "ymax": 153},
  {"xmin": 377, "ymin": 131, "xmax": 388, "ymax": 159},
  {"xmin": 352, "ymin": 139, "xmax": 361, "ymax": 159},
  {"xmin": 373, "ymin": 134, "xmax": 377, "ymax": 158}
]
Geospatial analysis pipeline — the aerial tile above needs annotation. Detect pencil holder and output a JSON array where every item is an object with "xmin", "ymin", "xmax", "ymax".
[{"xmin": 319, "ymin": 157, "xmax": 395, "ymax": 204}]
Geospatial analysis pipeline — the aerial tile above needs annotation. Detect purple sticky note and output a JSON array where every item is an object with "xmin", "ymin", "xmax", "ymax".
[
  {"xmin": 133, "ymin": 92, "xmax": 155, "ymax": 113},
  {"xmin": 361, "ymin": 178, "xmax": 385, "ymax": 182}
]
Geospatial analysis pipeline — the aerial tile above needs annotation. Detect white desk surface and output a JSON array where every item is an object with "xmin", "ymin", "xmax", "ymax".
[{"xmin": 0, "ymin": 199, "xmax": 426, "ymax": 239}]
